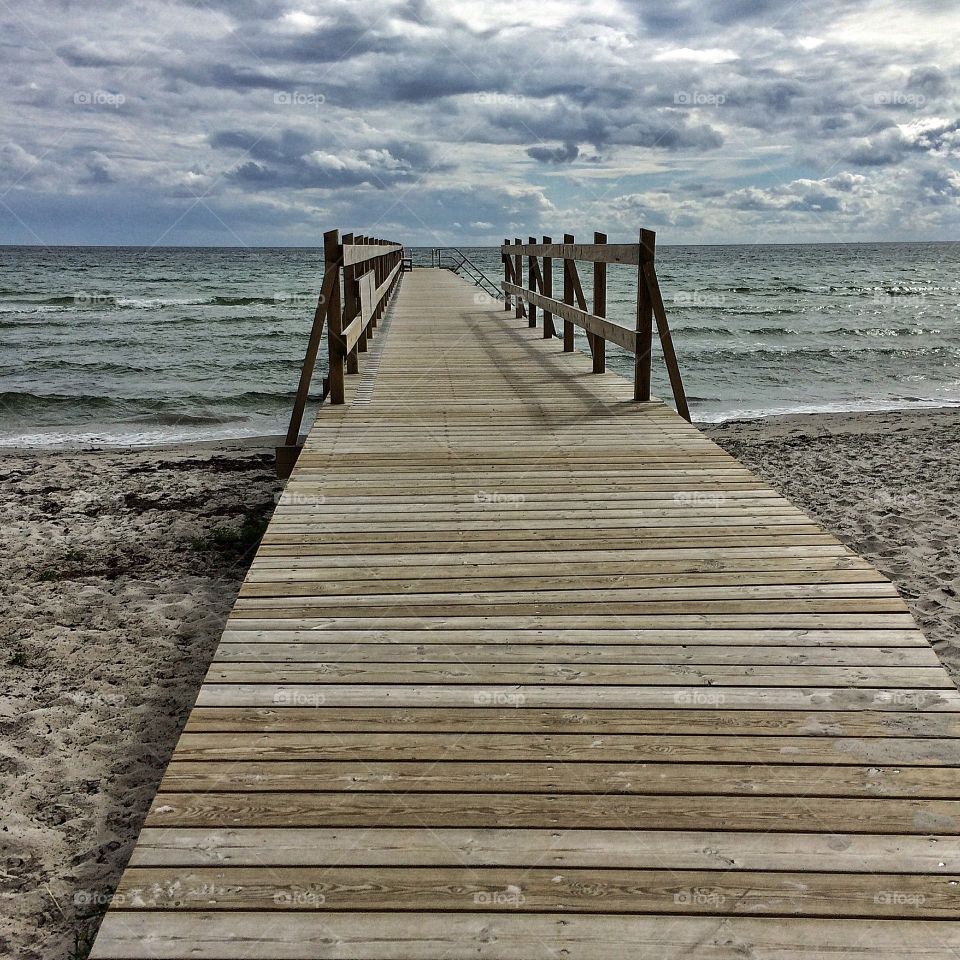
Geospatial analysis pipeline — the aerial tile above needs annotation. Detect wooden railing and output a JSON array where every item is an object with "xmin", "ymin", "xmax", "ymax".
[
  {"xmin": 277, "ymin": 228, "xmax": 404, "ymax": 477},
  {"xmin": 501, "ymin": 230, "xmax": 689, "ymax": 420}
]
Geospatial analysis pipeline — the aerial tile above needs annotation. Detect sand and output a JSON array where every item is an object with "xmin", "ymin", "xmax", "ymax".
[
  {"xmin": 0, "ymin": 439, "xmax": 282, "ymax": 959},
  {"xmin": 2, "ymin": 409, "xmax": 958, "ymax": 958}
]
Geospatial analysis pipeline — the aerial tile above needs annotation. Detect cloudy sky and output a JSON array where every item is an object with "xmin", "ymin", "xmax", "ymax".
[{"xmin": 2, "ymin": 0, "xmax": 959, "ymax": 245}]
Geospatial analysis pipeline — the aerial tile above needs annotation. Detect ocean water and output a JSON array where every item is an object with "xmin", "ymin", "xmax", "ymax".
[{"xmin": 1, "ymin": 242, "xmax": 957, "ymax": 445}]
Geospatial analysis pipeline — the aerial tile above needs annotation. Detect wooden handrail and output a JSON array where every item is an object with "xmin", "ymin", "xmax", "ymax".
[
  {"xmin": 277, "ymin": 227, "xmax": 405, "ymax": 477},
  {"xmin": 500, "ymin": 228, "xmax": 690, "ymax": 421},
  {"xmin": 501, "ymin": 241, "xmax": 646, "ymax": 265}
]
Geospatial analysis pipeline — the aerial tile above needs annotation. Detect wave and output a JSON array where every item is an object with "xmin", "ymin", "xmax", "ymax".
[
  {"xmin": 677, "ymin": 325, "xmax": 805, "ymax": 336},
  {"xmin": 683, "ymin": 345, "xmax": 959, "ymax": 362},
  {"xmin": 0, "ymin": 293, "xmax": 316, "ymax": 310},
  {"xmin": 0, "ymin": 389, "xmax": 299, "ymax": 420},
  {"xmin": 676, "ymin": 323, "xmax": 945, "ymax": 338}
]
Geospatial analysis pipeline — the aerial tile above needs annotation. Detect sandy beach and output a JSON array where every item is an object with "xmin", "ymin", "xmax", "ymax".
[
  {"xmin": 1, "ymin": 438, "xmax": 282, "ymax": 960},
  {"xmin": 2, "ymin": 408, "xmax": 959, "ymax": 959}
]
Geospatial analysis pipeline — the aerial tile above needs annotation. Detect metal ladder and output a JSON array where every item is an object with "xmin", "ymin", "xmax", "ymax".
[{"xmin": 430, "ymin": 247, "xmax": 501, "ymax": 301}]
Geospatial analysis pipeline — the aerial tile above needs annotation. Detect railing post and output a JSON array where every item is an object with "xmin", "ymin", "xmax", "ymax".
[
  {"xmin": 562, "ymin": 233, "xmax": 575, "ymax": 352},
  {"xmin": 363, "ymin": 237, "xmax": 376, "ymax": 340},
  {"xmin": 514, "ymin": 237, "xmax": 523, "ymax": 320},
  {"xmin": 527, "ymin": 236, "xmax": 537, "ymax": 328},
  {"xmin": 326, "ymin": 228, "xmax": 345, "ymax": 404},
  {"xmin": 502, "ymin": 238, "xmax": 511, "ymax": 311},
  {"xmin": 634, "ymin": 228, "xmax": 655, "ymax": 401},
  {"xmin": 342, "ymin": 232, "xmax": 359, "ymax": 375},
  {"xmin": 355, "ymin": 235, "xmax": 368, "ymax": 353},
  {"xmin": 592, "ymin": 231, "xmax": 607, "ymax": 373},
  {"xmin": 370, "ymin": 239, "xmax": 379, "ymax": 332},
  {"xmin": 542, "ymin": 235, "xmax": 554, "ymax": 339}
]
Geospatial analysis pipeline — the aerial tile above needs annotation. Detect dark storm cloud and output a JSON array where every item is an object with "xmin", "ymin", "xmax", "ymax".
[
  {"xmin": 527, "ymin": 142, "xmax": 580, "ymax": 164},
  {"xmin": 209, "ymin": 128, "xmax": 440, "ymax": 190}
]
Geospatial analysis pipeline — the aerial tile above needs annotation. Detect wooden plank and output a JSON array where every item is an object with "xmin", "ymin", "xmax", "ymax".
[
  {"xmin": 182, "ymin": 706, "xmax": 960, "ymax": 736},
  {"xmin": 129, "ymin": 826, "xmax": 960, "ymax": 872},
  {"xmin": 195, "ymin": 684, "xmax": 960, "ymax": 711},
  {"xmin": 145, "ymin": 791, "xmax": 960, "ymax": 832},
  {"xmin": 90, "ymin": 912, "xmax": 960, "ymax": 959},
  {"xmin": 114, "ymin": 865, "xmax": 960, "ymax": 917},
  {"xmin": 170, "ymin": 731, "xmax": 960, "ymax": 764},
  {"xmin": 159, "ymin": 760, "xmax": 960, "ymax": 797}
]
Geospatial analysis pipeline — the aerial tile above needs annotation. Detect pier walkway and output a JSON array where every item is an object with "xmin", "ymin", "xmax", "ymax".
[{"xmin": 92, "ymin": 265, "xmax": 960, "ymax": 958}]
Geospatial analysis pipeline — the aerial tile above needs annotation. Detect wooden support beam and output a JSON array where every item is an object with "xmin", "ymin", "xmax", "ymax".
[
  {"xmin": 286, "ymin": 277, "xmax": 335, "ymax": 433},
  {"xmin": 342, "ymin": 233, "xmax": 359, "ymax": 375},
  {"xmin": 542, "ymin": 235, "xmax": 555, "ymax": 339},
  {"xmin": 527, "ymin": 236, "xmax": 538, "ymax": 328},
  {"xmin": 592, "ymin": 231, "xmax": 607, "ymax": 374},
  {"xmin": 325, "ymin": 229, "xmax": 345, "ymax": 405},
  {"xmin": 634, "ymin": 228, "xmax": 655, "ymax": 402},
  {"xmin": 643, "ymin": 261, "xmax": 691, "ymax": 422},
  {"xmin": 514, "ymin": 237, "xmax": 523, "ymax": 320},
  {"xmin": 562, "ymin": 233, "xmax": 575, "ymax": 352},
  {"xmin": 355, "ymin": 235, "xmax": 368, "ymax": 353},
  {"xmin": 502, "ymin": 237, "xmax": 511, "ymax": 311}
]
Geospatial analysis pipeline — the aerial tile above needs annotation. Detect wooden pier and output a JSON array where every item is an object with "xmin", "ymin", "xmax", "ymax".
[{"xmin": 91, "ymin": 240, "xmax": 960, "ymax": 958}]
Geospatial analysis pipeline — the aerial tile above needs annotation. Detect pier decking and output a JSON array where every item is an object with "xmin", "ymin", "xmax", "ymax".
[{"xmin": 91, "ymin": 267, "xmax": 960, "ymax": 958}]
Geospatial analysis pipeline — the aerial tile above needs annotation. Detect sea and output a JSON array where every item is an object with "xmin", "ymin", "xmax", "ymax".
[{"xmin": 1, "ymin": 242, "xmax": 957, "ymax": 446}]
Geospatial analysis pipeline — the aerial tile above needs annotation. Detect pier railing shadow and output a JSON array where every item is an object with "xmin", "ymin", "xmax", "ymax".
[
  {"xmin": 277, "ymin": 228, "xmax": 405, "ymax": 477},
  {"xmin": 501, "ymin": 230, "xmax": 689, "ymax": 421}
]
